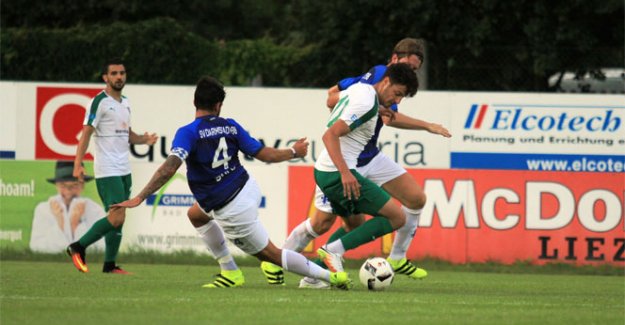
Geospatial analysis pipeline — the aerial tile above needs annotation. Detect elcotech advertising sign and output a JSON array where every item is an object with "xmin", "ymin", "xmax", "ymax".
[{"xmin": 451, "ymin": 93, "xmax": 625, "ymax": 172}]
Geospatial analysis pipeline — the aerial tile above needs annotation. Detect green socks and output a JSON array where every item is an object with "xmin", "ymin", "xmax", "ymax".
[
  {"xmin": 313, "ymin": 217, "xmax": 393, "ymax": 268},
  {"xmin": 337, "ymin": 217, "xmax": 393, "ymax": 251},
  {"xmin": 78, "ymin": 217, "xmax": 123, "ymax": 263},
  {"xmin": 79, "ymin": 217, "xmax": 115, "ymax": 247},
  {"xmin": 104, "ymin": 224, "xmax": 123, "ymax": 262}
]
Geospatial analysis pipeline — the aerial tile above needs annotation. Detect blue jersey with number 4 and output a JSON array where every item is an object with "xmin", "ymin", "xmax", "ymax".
[
  {"xmin": 170, "ymin": 115, "xmax": 264, "ymax": 211},
  {"xmin": 337, "ymin": 65, "xmax": 398, "ymax": 167}
]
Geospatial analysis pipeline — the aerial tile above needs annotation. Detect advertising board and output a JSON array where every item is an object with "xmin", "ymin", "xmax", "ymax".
[{"xmin": 1, "ymin": 81, "xmax": 622, "ymax": 265}]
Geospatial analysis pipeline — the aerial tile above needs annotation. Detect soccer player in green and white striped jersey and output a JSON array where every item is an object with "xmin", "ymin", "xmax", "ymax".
[
  {"xmin": 66, "ymin": 58, "xmax": 158, "ymax": 274},
  {"xmin": 313, "ymin": 63, "xmax": 419, "ymax": 273}
]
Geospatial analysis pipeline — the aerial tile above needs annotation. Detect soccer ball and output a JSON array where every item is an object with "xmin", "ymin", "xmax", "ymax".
[{"xmin": 359, "ymin": 257, "xmax": 395, "ymax": 291}]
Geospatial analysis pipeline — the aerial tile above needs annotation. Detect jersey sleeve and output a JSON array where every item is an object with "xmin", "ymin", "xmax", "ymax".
[
  {"xmin": 228, "ymin": 119, "xmax": 264, "ymax": 156},
  {"xmin": 170, "ymin": 126, "xmax": 195, "ymax": 160},
  {"xmin": 358, "ymin": 65, "xmax": 387, "ymax": 85},
  {"xmin": 337, "ymin": 64, "xmax": 387, "ymax": 89},
  {"xmin": 84, "ymin": 96, "xmax": 104, "ymax": 127},
  {"xmin": 337, "ymin": 76, "xmax": 362, "ymax": 91}
]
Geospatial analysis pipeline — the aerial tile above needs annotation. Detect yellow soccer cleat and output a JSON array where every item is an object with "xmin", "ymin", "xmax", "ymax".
[
  {"xmin": 386, "ymin": 257, "xmax": 428, "ymax": 280},
  {"xmin": 260, "ymin": 261, "xmax": 285, "ymax": 285},
  {"xmin": 329, "ymin": 271, "xmax": 353, "ymax": 290},
  {"xmin": 202, "ymin": 269, "xmax": 245, "ymax": 288}
]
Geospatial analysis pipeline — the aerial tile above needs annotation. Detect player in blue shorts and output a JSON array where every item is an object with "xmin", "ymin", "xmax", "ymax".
[
  {"xmin": 112, "ymin": 76, "xmax": 351, "ymax": 289},
  {"xmin": 261, "ymin": 38, "xmax": 451, "ymax": 288}
]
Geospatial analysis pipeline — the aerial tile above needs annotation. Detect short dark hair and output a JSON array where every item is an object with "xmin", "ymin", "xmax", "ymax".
[
  {"xmin": 194, "ymin": 76, "xmax": 226, "ymax": 110},
  {"xmin": 393, "ymin": 38, "xmax": 425, "ymax": 63},
  {"xmin": 102, "ymin": 58, "xmax": 125, "ymax": 75},
  {"xmin": 384, "ymin": 63, "xmax": 419, "ymax": 97}
]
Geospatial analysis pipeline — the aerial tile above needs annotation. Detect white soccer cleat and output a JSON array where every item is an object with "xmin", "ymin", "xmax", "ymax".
[
  {"xmin": 317, "ymin": 246, "xmax": 344, "ymax": 272},
  {"xmin": 298, "ymin": 277, "xmax": 330, "ymax": 289}
]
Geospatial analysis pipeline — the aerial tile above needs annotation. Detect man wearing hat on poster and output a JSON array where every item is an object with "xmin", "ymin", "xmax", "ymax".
[{"xmin": 29, "ymin": 161, "xmax": 105, "ymax": 253}]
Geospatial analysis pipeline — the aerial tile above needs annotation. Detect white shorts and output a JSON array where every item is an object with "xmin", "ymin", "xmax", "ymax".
[
  {"xmin": 314, "ymin": 153, "xmax": 406, "ymax": 213},
  {"xmin": 207, "ymin": 177, "xmax": 269, "ymax": 255}
]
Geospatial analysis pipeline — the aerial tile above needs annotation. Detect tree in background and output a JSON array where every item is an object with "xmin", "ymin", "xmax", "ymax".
[
  {"xmin": 279, "ymin": 0, "xmax": 623, "ymax": 90},
  {"xmin": 1, "ymin": 0, "xmax": 622, "ymax": 91}
]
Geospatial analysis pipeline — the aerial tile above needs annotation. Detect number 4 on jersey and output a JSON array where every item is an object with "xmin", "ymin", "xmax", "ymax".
[{"xmin": 212, "ymin": 137, "xmax": 231, "ymax": 169}]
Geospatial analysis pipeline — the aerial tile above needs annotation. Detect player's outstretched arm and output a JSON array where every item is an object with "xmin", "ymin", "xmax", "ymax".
[
  {"xmin": 111, "ymin": 155, "xmax": 182, "ymax": 209},
  {"xmin": 383, "ymin": 112, "xmax": 452, "ymax": 137},
  {"xmin": 255, "ymin": 137, "xmax": 309, "ymax": 163}
]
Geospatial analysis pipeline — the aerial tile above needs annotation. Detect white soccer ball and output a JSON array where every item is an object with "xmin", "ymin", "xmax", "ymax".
[{"xmin": 359, "ymin": 257, "xmax": 395, "ymax": 291}]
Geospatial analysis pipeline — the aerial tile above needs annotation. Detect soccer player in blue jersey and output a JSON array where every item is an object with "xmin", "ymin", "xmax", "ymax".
[
  {"xmin": 261, "ymin": 38, "xmax": 452, "ymax": 288},
  {"xmin": 112, "ymin": 76, "xmax": 351, "ymax": 289}
]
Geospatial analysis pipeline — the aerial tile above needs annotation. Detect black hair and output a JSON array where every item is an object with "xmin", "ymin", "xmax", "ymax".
[
  {"xmin": 101, "ymin": 57, "xmax": 125, "ymax": 75},
  {"xmin": 194, "ymin": 76, "xmax": 226, "ymax": 111},
  {"xmin": 384, "ymin": 63, "xmax": 419, "ymax": 97}
]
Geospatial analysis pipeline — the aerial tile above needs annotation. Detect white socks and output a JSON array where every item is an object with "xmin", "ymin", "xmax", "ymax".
[
  {"xmin": 195, "ymin": 221, "xmax": 238, "ymax": 271},
  {"xmin": 388, "ymin": 207, "xmax": 421, "ymax": 261},
  {"xmin": 281, "ymin": 249, "xmax": 330, "ymax": 282},
  {"xmin": 283, "ymin": 218, "xmax": 319, "ymax": 252}
]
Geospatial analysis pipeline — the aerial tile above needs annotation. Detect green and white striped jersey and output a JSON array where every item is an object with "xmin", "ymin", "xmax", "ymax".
[
  {"xmin": 315, "ymin": 83, "xmax": 379, "ymax": 172},
  {"xmin": 83, "ymin": 90, "xmax": 132, "ymax": 178}
]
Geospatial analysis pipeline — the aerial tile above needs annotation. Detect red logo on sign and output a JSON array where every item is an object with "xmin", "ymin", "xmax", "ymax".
[{"xmin": 36, "ymin": 87, "xmax": 102, "ymax": 160}]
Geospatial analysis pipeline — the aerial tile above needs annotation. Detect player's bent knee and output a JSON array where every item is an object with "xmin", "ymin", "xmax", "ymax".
[
  {"xmin": 187, "ymin": 204, "xmax": 212, "ymax": 227},
  {"xmin": 379, "ymin": 202, "xmax": 405, "ymax": 230},
  {"xmin": 389, "ymin": 215, "xmax": 406, "ymax": 230},
  {"xmin": 107, "ymin": 210, "xmax": 126, "ymax": 227},
  {"xmin": 311, "ymin": 211, "xmax": 336, "ymax": 235},
  {"xmin": 314, "ymin": 220, "xmax": 333, "ymax": 234},
  {"xmin": 405, "ymin": 191, "xmax": 426, "ymax": 210},
  {"xmin": 343, "ymin": 214, "xmax": 365, "ymax": 231},
  {"xmin": 109, "ymin": 218, "xmax": 124, "ymax": 228}
]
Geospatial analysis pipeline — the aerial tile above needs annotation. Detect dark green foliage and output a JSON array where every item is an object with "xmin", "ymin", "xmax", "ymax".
[
  {"xmin": 1, "ymin": 0, "xmax": 623, "ymax": 90},
  {"xmin": 1, "ymin": 18, "xmax": 220, "ymax": 84},
  {"xmin": 0, "ymin": 0, "xmax": 286, "ymax": 40},
  {"xmin": 1, "ymin": 17, "xmax": 309, "ymax": 86},
  {"xmin": 217, "ymin": 38, "xmax": 314, "ymax": 86},
  {"xmin": 281, "ymin": 0, "xmax": 624, "ymax": 90}
]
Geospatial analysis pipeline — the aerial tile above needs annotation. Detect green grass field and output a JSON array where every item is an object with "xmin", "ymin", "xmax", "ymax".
[{"xmin": 1, "ymin": 260, "xmax": 623, "ymax": 325}]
